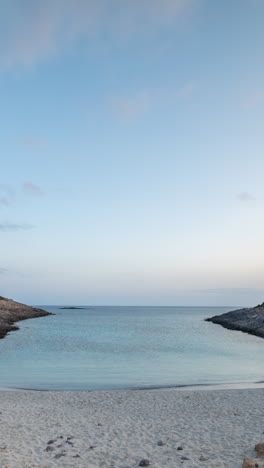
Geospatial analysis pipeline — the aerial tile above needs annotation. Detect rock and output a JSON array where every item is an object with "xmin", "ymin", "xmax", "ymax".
[
  {"xmin": 157, "ymin": 440, "xmax": 165, "ymax": 446},
  {"xmin": 199, "ymin": 455, "xmax": 207, "ymax": 461},
  {"xmin": 47, "ymin": 440, "xmax": 55, "ymax": 445},
  {"xmin": 243, "ymin": 442, "xmax": 264, "ymax": 467},
  {"xmin": 243, "ymin": 443, "xmax": 264, "ymax": 468},
  {"xmin": 181, "ymin": 456, "xmax": 190, "ymax": 461},
  {"xmin": 205, "ymin": 303, "xmax": 264, "ymax": 339},
  {"xmin": 54, "ymin": 452, "xmax": 67, "ymax": 459},
  {"xmin": 0, "ymin": 297, "xmax": 53, "ymax": 340},
  {"xmin": 177, "ymin": 446, "xmax": 184, "ymax": 450},
  {"xmin": 45, "ymin": 446, "xmax": 55, "ymax": 452},
  {"xmin": 256, "ymin": 444, "xmax": 264, "ymax": 457},
  {"xmin": 73, "ymin": 454, "xmax": 81, "ymax": 458},
  {"xmin": 66, "ymin": 440, "xmax": 74, "ymax": 445},
  {"xmin": 139, "ymin": 460, "xmax": 150, "ymax": 467},
  {"xmin": 243, "ymin": 458, "xmax": 260, "ymax": 468}
]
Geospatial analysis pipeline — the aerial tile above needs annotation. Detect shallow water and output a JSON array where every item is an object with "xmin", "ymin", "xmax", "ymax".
[{"xmin": 0, "ymin": 306, "xmax": 263, "ymax": 390}]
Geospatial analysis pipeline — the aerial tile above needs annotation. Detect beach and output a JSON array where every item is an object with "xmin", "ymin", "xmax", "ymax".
[{"xmin": 0, "ymin": 387, "xmax": 263, "ymax": 468}]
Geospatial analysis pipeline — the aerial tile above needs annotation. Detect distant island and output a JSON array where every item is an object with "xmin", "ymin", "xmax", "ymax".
[
  {"xmin": 0, "ymin": 296, "xmax": 52, "ymax": 339},
  {"xmin": 206, "ymin": 302, "xmax": 264, "ymax": 339},
  {"xmin": 59, "ymin": 306, "xmax": 88, "ymax": 309}
]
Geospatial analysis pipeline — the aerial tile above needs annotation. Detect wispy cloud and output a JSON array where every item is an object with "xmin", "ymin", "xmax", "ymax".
[
  {"xmin": 111, "ymin": 92, "xmax": 151, "ymax": 121},
  {"xmin": 0, "ymin": 268, "xmax": 8, "ymax": 274},
  {"xmin": 0, "ymin": 0, "xmax": 195, "ymax": 69},
  {"xmin": 0, "ymin": 182, "xmax": 44, "ymax": 209},
  {"xmin": 237, "ymin": 192, "xmax": 256, "ymax": 202},
  {"xmin": 0, "ymin": 185, "xmax": 15, "ymax": 208},
  {"xmin": 0, "ymin": 198, "xmax": 9, "ymax": 207},
  {"xmin": 0, "ymin": 223, "xmax": 35, "ymax": 232},
  {"xmin": 111, "ymin": 81, "xmax": 198, "ymax": 121},
  {"xmin": 244, "ymin": 90, "xmax": 264, "ymax": 107},
  {"xmin": 175, "ymin": 81, "xmax": 198, "ymax": 98},
  {"xmin": 23, "ymin": 181, "xmax": 43, "ymax": 197},
  {"xmin": 23, "ymin": 138, "xmax": 47, "ymax": 148}
]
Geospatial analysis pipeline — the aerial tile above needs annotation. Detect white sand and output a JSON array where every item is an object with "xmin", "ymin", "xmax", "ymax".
[{"xmin": 0, "ymin": 387, "xmax": 263, "ymax": 468}]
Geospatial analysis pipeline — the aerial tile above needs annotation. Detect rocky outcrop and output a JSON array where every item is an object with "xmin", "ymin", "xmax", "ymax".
[
  {"xmin": 243, "ymin": 442, "xmax": 264, "ymax": 467},
  {"xmin": 0, "ymin": 296, "xmax": 52, "ymax": 339},
  {"xmin": 205, "ymin": 303, "xmax": 264, "ymax": 339}
]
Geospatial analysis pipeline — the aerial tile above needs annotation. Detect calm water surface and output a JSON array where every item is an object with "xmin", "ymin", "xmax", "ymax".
[{"xmin": 0, "ymin": 306, "xmax": 263, "ymax": 390}]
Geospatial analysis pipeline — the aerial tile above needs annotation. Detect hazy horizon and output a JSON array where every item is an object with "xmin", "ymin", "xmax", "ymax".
[{"xmin": 1, "ymin": 0, "xmax": 264, "ymax": 306}]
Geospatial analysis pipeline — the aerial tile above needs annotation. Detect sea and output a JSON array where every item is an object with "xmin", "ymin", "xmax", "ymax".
[{"xmin": 0, "ymin": 306, "xmax": 263, "ymax": 391}]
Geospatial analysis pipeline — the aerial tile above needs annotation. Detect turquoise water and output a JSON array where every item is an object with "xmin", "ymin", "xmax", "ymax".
[{"xmin": 0, "ymin": 306, "xmax": 263, "ymax": 390}]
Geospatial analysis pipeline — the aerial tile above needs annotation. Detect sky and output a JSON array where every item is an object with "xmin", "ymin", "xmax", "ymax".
[{"xmin": 1, "ymin": 0, "xmax": 264, "ymax": 306}]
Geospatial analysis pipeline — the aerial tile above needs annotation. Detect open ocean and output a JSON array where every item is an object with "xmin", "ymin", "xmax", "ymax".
[{"xmin": 0, "ymin": 306, "xmax": 263, "ymax": 390}]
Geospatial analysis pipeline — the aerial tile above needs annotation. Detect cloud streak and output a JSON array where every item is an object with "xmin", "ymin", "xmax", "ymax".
[
  {"xmin": 0, "ymin": 223, "xmax": 35, "ymax": 232},
  {"xmin": 23, "ymin": 181, "xmax": 43, "ymax": 197},
  {"xmin": 244, "ymin": 90, "xmax": 264, "ymax": 107},
  {"xmin": 237, "ymin": 192, "xmax": 256, "ymax": 202},
  {"xmin": 0, "ymin": 185, "xmax": 15, "ymax": 208},
  {"xmin": 111, "ymin": 92, "xmax": 151, "ymax": 121},
  {"xmin": 0, "ymin": 182, "xmax": 44, "ymax": 207},
  {"xmin": 1, "ymin": 0, "xmax": 195, "ymax": 68},
  {"xmin": 23, "ymin": 138, "xmax": 47, "ymax": 148},
  {"xmin": 175, "ymin": 81, "xmax": 198, "ymax": 98},
  {"xmin": 111, "ymin": 81, "xmax": 198, "ymax": 121}
]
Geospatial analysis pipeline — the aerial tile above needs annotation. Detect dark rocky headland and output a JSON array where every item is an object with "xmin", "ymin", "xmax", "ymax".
[
  {"xmin": 0, "ymin": 296, "xmax": 52, "ymax": 339},
  {"xmin": 205, "ymin": 302, "xmax": 264, "ymax": 339}
]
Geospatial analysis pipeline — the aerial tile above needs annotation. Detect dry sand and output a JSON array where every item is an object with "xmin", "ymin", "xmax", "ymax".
[{"xmin": 0, "ymin": 387, "xmax": 264, "ymax": 468}]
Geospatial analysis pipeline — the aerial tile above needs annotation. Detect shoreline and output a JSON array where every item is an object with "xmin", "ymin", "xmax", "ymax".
[
  {"xmin": 0, "ymin": 386, "xmax": 263, "ymax": 467},
  {"xmin": 0, "ymin": 297, "xmax": 52, "ymax": 339},
  {"xmin": 1, "ymin": 379, "xmax": 264, "ymax": 393}
]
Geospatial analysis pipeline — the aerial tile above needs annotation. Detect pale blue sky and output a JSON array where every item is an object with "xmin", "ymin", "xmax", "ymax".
[{"xmin": 1, "ymin": 0, "xmax": 264, "ymax": 306}]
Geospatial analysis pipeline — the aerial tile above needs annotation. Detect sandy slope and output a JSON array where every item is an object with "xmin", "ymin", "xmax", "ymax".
[{"xmin": 0, "ymin": 387, "xmax": 263, "ymax": 468}]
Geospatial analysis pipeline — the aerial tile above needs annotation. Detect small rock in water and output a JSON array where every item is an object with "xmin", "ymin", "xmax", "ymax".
[
  {"xmin": 66, "ymin": 440, "xmax": 74, "ymax": 445},
  {"xmin": 157, "ymin": 440, "xmax": 165, "ymax": 446},
  {"xmin": 89, "ymin": 445, "xmax": 96, "ymax": 449},
  {"xmin": 54, "ymin": 452, "xmax": 67, "ymax": 459},
  {"xmin": 199, "ymin": 455, "xmax": 208, "ymax": 461},
  {"xmin": 255, "ymin": 443, "xmax": 264, "ymax": 456},
  {"xmin": 45, "ymin": 446, "xmax": 55, "ymax": 452},
  {"xmin": 73, "ymin": 454, "xmax": 81, "ymax": 458},
  {"xmin": 47, "ymin": 440, "xmax": 55, "ymax": 445},
  {"xmin": 139, "ymin": 459, "xmax": 150, "ymax": 467},
  {"xmin": 180, "ymin": 456, "xmax": 190, "ymax": 461},
  {"xmin": 242, "ymin": 459, "xmax": 259, "ymax": 468},
  {"xmin": 177, "ymin": 446, "xmax": 184, "ymax": 450}
]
